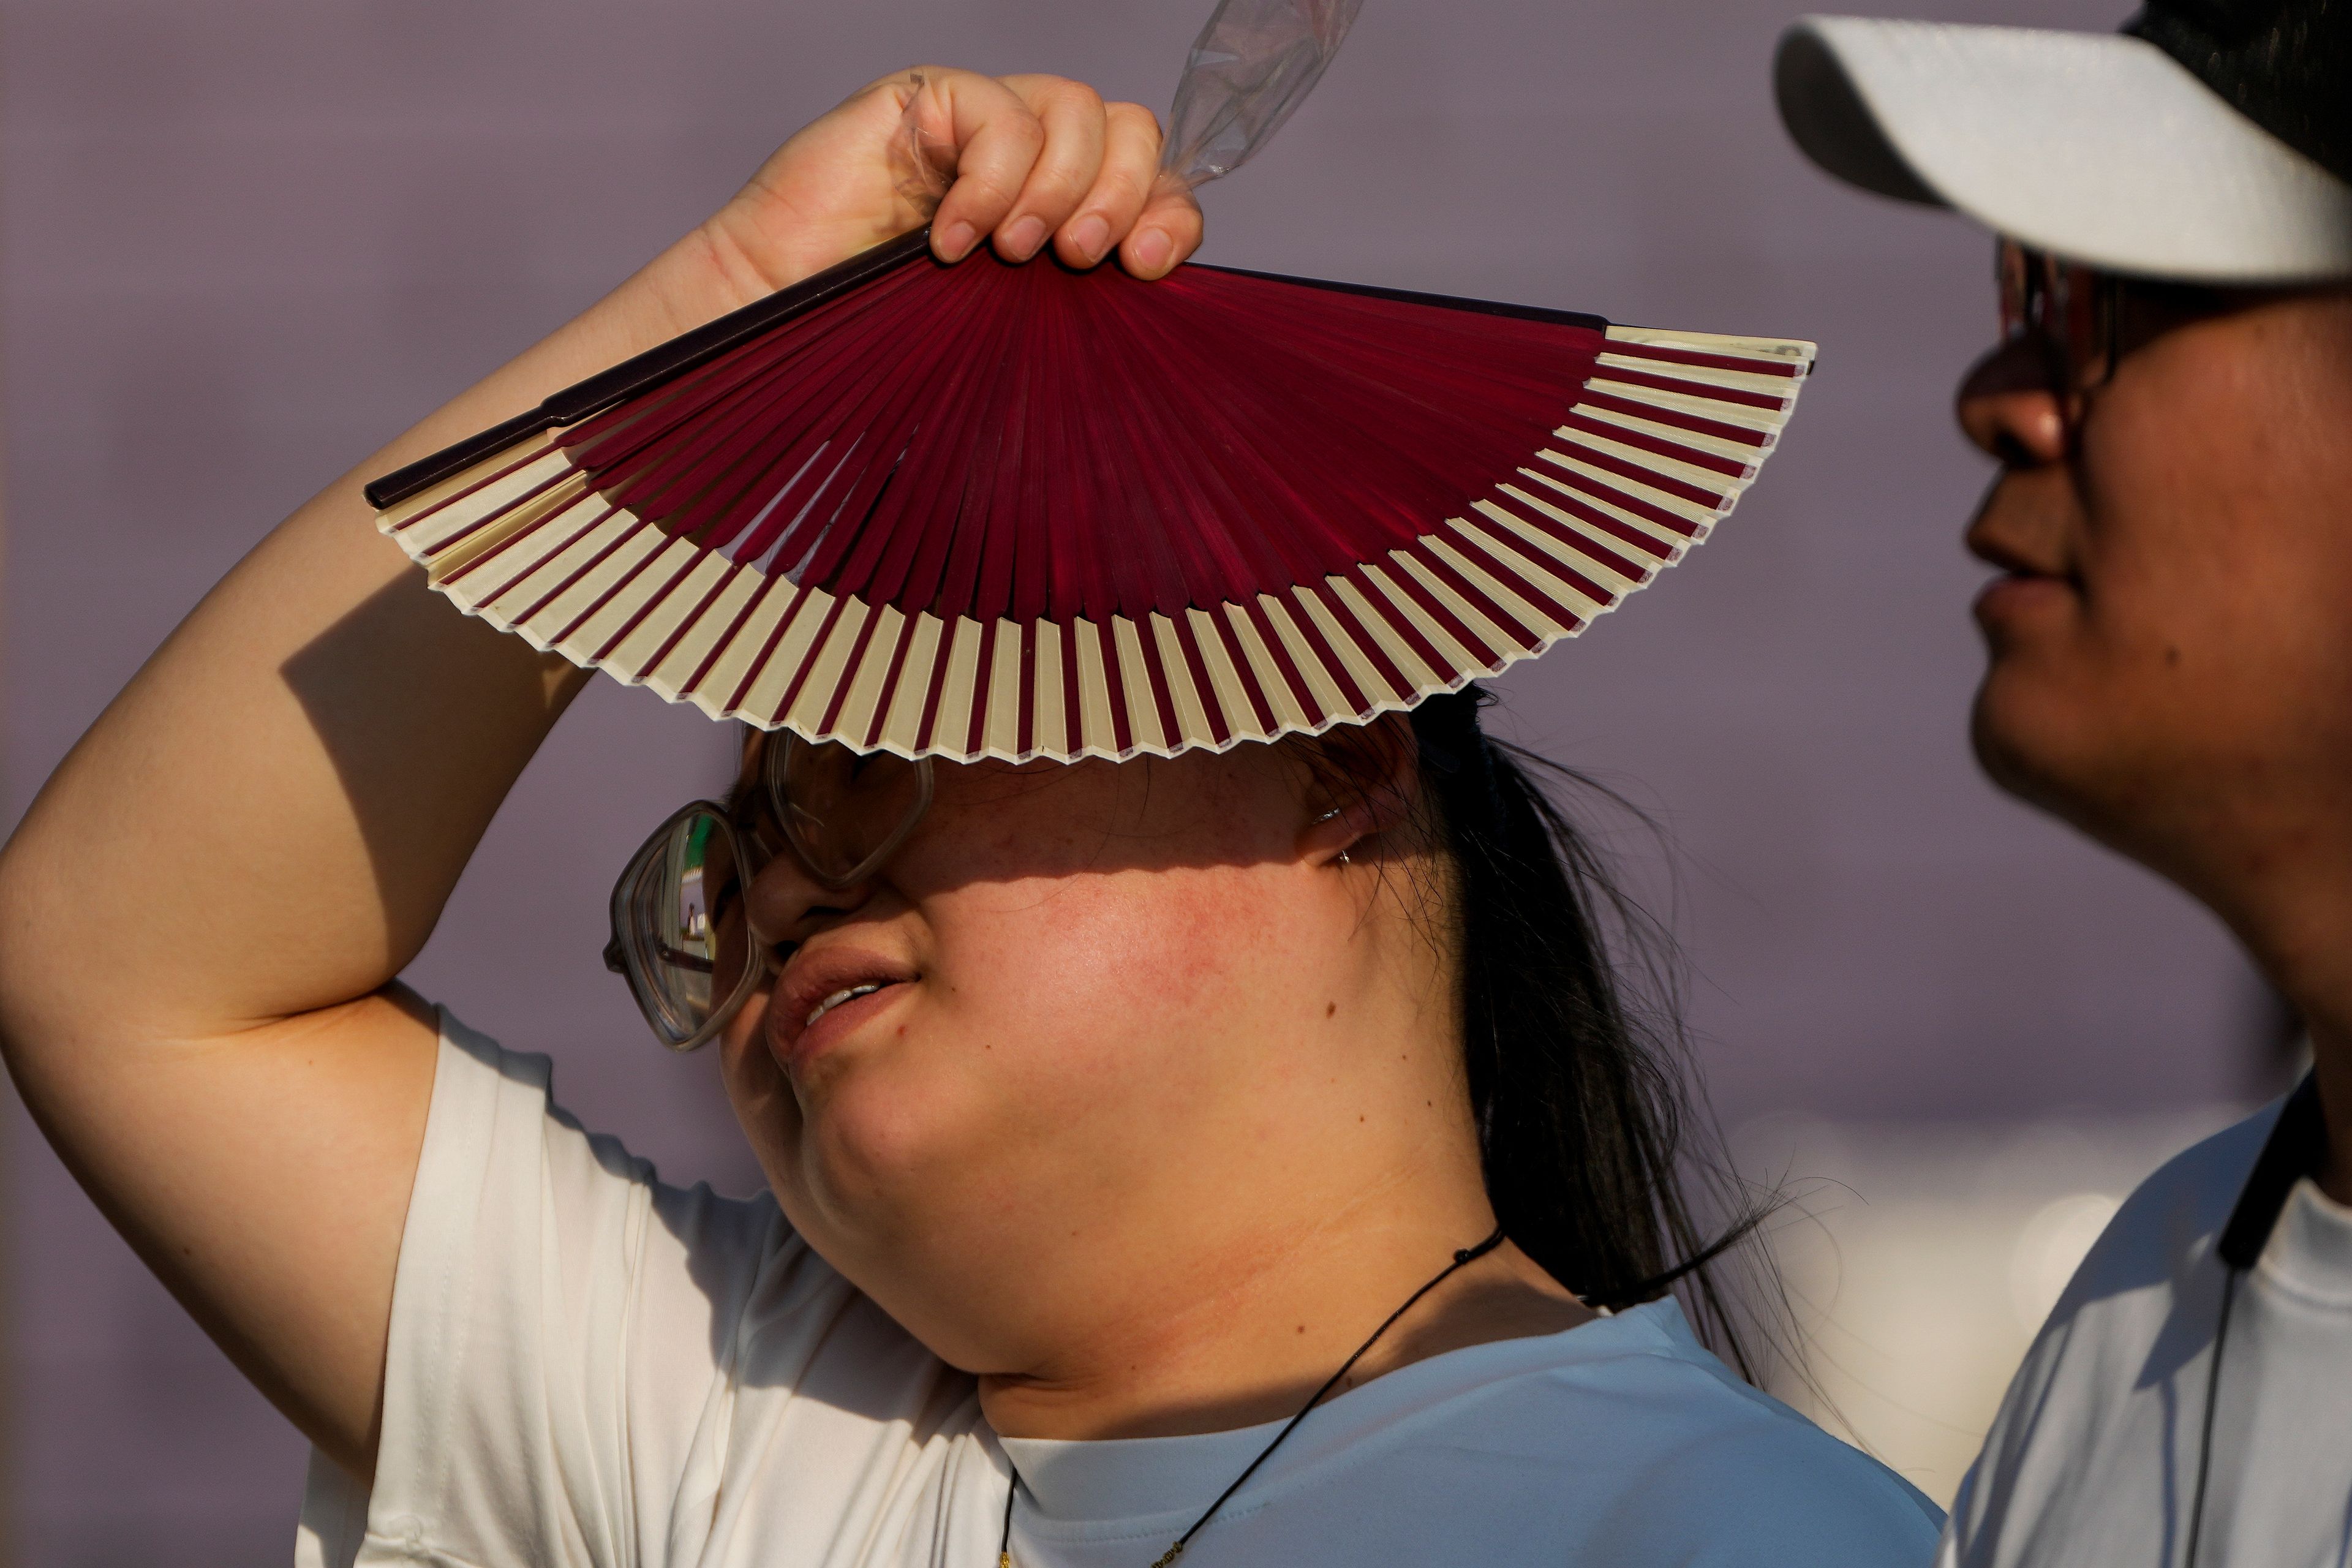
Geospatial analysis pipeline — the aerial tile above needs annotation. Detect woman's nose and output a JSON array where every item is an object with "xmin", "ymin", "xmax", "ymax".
[
  {"xmin": 1956, "ymin": 334, "xmax": 2070, "ymax": 469},
  {"xmin": 744, "ymin": 848, "xmax": 879, "ymax": 949}
]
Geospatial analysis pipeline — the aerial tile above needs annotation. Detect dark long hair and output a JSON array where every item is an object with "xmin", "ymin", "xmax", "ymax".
[{"xmin": 1396, "ymin": 684, "xmax": 1777, "ymax": 1379}]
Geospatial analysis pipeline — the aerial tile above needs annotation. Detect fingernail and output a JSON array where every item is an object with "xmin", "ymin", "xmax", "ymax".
[
  {"xmin": 1132, "ymin": 228, "xmax": 1174, "ymax": 276},
  {"xmin": 1068, "ymin": 213, "xmax": 1110, "ymax": 264},
  {"xmin": 938, "ymin": 221, "xmax": 978, "ymax": 261},
  {"xmin": 1001, "ymin": 215, "xmax": 1047, "ymax": 260}
]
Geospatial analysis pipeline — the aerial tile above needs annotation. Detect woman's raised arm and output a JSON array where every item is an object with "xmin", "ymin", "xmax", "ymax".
[{"xmin": 0, "ymin": 67, "xmax": 1199, "ymax": 1481}]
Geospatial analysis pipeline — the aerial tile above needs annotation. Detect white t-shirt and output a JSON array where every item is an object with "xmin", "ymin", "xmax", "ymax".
[
  {"xmin": 297, "ymin": 1012, "xmax": 1940, "ymax": 1567},
  {"xmin": 1940, "ymin": 1090, "xmax": 2352, "ymax": 1567}
]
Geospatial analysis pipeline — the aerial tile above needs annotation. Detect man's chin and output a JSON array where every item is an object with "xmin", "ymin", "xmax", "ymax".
[
  {"xmin": 1969, "ymin": 673, "xmax": 2109, "ymax": 831},
  {"xmin": 1969, "ymin": 638, "xmax": 2313, "ymax": 933}
]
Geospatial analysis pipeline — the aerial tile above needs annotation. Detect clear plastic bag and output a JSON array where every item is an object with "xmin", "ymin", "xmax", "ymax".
[
  {"xmin": 1161, "ymin": 0, "xmax": 1365, "ymax": 189},
  {"xmin": 894, "ymin": 0, "xmax": 1363, "ymax": 211}
]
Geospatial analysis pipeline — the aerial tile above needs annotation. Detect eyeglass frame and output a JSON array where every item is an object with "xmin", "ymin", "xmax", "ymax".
[
  {"xmin": 1992, "ymin": 238, "xmax": 2305, "ymax": 418},
  {"xmin": 601, "ymin": 799, "xmax": 775, "ymax": 1052},
  {"xmin": 601, "ymin": 733, "xmax": 937, "ymax": 1052},
  {"xmin": 1997, "ymin": 238, "xmax": 2124, "ymax": 400}
]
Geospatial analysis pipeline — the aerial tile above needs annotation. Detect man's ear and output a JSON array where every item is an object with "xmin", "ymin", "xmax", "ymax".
[{"xmin": 1298, "ymin": 713, "xmax": 1423, "ymax": 864}]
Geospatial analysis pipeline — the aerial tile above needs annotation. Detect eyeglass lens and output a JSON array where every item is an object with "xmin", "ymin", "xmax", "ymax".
[
  {"xmin": 612, "ymin": 806, "xmax": 761, "ymax": 1049},
  {"xmin": 764, "ymin": 734, "xmax": 934, "ymax": 887},
  {"xmin": 1996, "ymin": 239, "xmax": 2114, "ymax": 394},
  {"xmin": 606, "ymin": 737, "xmax": 935, "ymax": 1050}
]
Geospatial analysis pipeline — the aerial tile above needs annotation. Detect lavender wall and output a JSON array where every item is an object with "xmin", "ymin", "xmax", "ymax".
[{"xmin": 2, "ymin": 0, "xmax": 2261, "ymax": 1559}]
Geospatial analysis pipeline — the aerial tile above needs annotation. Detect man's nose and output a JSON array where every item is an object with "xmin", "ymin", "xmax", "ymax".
[{"xmin": 1956, "ymin": 334, "xmax": 2070, "ymax": 469}]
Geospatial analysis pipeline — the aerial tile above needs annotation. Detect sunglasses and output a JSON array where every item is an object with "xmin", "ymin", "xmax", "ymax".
[{"xmin": 603, "ymin": 734, "xmax": 935, "ymax": 1052}]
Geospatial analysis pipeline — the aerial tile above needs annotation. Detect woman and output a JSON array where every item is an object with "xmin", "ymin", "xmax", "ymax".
[{"xmin": 0, "ymin": 67, "xmax": 1937, "ymax": 1566}]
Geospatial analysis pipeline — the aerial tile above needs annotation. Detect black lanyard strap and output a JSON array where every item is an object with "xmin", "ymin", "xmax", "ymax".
[{"xmin": 2184, "ymin": 1071, "xmax": 2327, "ymax": 1567}]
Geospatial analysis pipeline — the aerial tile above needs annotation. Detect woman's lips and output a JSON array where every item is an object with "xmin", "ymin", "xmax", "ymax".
[{"xmin": 766, "ymin": 973, "xmax": 903, "ymax": 1072}]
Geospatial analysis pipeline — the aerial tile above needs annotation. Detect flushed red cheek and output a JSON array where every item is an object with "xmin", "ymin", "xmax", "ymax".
[{"xmin": 926, "ymin": 870, "xmax": 1287, "ymax": 1066}]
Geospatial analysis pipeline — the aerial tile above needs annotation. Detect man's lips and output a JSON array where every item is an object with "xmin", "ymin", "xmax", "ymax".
[
  {"xmin": 1964, "ymin": 522, "xmax": 2069, "ymax": 584},
  {"xmin": 770, "ymin": 946, "xmax": 918, "ymax": 1066},
  {"xmin": 1966, "ymin": 519, "xmax": 2079, "ymax": 626},
  {"xmin": 1973, "ymin": 571, "xmax": 2075, "ymax": 627}
]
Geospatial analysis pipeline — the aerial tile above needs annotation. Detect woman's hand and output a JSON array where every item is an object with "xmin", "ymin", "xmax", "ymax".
[{"xmin": 687, "ymin": 68, "xmax": 1205, "ymax": 316}]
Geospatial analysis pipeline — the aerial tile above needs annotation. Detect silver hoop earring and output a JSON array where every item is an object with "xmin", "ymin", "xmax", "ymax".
[{"xmin": 1317, "ymin": 807, "xmax": 1351, "ymax": 866}]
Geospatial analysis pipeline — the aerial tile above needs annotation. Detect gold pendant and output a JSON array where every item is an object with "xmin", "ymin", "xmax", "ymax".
[{"xmin": 1150, "ymin": 1547, "xmax": 1187, "ymax": 1568}]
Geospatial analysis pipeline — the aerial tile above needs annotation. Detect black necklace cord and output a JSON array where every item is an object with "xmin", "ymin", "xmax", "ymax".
[
  {"xmin": 2182, "ymin": 1264, "xmax": 2242, "ymax": 1568},
  {"xmin": 998, "ymin": 1458, "xmax": 1019, "ymax": 1568},
  {"xmin": 997, "ymin": 1226, "xmax": 1508, "ymax": 1568}
]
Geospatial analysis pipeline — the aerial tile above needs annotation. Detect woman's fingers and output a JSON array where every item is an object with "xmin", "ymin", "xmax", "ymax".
[
  {"xmin": 1122, "ymin": 179, "xmax": 1205, "ymax": 281},
  {"xmin": 1056, "ymin": 100, "xmax": 1164, "ymax": 269},
  {"xmin": 914, "ymin": 70, "xmax": 1048, "ymax": 263},
  {"xmin": 990, "ymin": 75, "xmax": 1109, "ymax": 263},
  {"xmin": 925, "ymin": 72, "xmax": 1202, "ymax": 274},
  {"xmin": 725, "ymin": 66, "xmax": 1199, "ymax": 281}
]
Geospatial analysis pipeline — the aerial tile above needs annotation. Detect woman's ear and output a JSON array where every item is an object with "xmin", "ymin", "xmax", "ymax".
[{"xmin": 1297, "ymin": 714, "xmax": 1423, "ymax": 866}]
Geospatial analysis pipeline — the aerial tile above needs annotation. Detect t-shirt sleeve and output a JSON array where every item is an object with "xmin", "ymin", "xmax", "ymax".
[
  {"xmin": 296, "ymin": 1009, "xmax": 805, "ymax": 1568},
  {"xmin": 1555, "ymin": 1307, "xmax": 1942, "ymax": 1567},
  {"xmin": 1585, "ymin": 1412, "xmax": 1945, "ymax": 1566},
  {"xmin": 1934, "ymin": 1101, "xmax": 2282, "ymax": 1568}
]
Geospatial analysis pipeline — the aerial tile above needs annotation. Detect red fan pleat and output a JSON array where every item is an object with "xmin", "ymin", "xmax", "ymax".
[{"xmin": 557, "ymin": 256, "xmax": 1602, "ymax": 624}]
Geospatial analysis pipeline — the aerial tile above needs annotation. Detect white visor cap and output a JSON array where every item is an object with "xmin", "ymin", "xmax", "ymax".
[{"xmin": 1775, "ymin": 16, "xmax": 2352, "ymax": 282}]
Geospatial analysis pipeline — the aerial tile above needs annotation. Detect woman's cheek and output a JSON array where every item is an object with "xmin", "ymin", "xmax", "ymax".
[
  {"xmin": 719, "ymin": 992, "xmax": 802, "ymax": 1168},
  {"xmin": 937, "ymin": 864, "xmax": 1288, "ymax": 1049}
]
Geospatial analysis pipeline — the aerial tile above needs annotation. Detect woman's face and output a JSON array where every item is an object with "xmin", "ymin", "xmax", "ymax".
[{"xmin": 712, "ymin": 733, "xmax": 1444, "ymax": 1367}]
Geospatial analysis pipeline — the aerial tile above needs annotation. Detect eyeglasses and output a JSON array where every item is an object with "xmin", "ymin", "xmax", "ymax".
[
  {"xmin": 603, "ymin": 735, "xmax": 935, "ymax": 1051},
  {"xmin": 1997, "ymin": 239, "xmax": 2121, "ymax": 396}
]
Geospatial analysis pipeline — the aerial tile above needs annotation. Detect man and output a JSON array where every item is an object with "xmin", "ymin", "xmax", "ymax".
[{"xmin": 1771, "ymin": 2, "xmax": 2351, "ymax": 1563}]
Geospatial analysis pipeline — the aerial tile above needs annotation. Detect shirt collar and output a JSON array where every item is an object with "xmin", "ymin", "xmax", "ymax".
[{"xmin": 2218, "ymin": 1072, "xmax": 2328, "ymax": 1270}]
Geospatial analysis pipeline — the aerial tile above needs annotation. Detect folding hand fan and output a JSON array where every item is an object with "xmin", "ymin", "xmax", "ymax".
[{"xmin": 367, "ymin": 4, "xmax": 1815, "ymax": 765}]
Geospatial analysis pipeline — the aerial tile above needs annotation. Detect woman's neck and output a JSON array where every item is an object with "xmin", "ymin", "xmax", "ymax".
[{"xmin": 973, "ymin": 1214, "xmax": 1592, "ymax": 1442}]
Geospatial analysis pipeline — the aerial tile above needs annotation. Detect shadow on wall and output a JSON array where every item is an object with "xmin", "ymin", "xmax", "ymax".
[
  {"xmin": 1747, "ymin": 978, "xmax": 2305, "ymax": 1507},
  {"xmin": 1747, "ymin": 1102, "xmax": 2252, "ymax": 1509}
]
